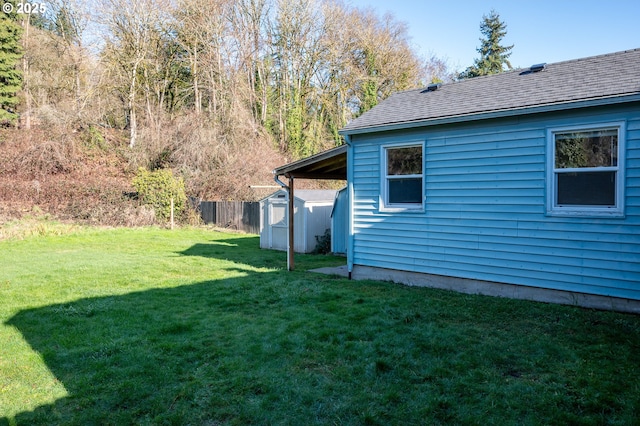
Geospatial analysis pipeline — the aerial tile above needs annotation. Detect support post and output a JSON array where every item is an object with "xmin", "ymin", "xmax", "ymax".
[
  {"xmin": 287, "ymin": 176, "xmax": 295, "ymax": 271},
  {"xmin": 170, "ymin": 197, "xmax": 175, "ymax": 230}
]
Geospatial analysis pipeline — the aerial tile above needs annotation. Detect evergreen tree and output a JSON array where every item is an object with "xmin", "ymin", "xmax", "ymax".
[
  {"xmin": 0, "ymin": 7, "xmax": 22, "ymax": 124},
  {"xmin": 459, "ymin": 10, "xmax": 513, "ymax": 79},
  {"xmin": 359, "ymin": 48, "xmax": 379, "ymax": 115}
]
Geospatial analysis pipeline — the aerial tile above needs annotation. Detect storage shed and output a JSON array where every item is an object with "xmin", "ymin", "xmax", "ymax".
[
  {"xmin": 260, "ymin": 189, "xmax": 337, "ymax": 253},
  {"xmin": 331, "ymin": 187, "xmax": 348, "ymax": 254}
]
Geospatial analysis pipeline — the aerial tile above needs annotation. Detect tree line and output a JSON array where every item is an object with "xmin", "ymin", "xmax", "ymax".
[
  {"xmin": 3, "ymin": 0, "xmax": 448, "ymax": 145},
  {"xmin": 0, "ymin": 1, "xmax": 512, "ymax": 200}
]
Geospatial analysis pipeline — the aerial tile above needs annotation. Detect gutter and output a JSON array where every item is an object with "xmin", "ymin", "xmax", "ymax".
[{"xmin": 339, "ymin": 94, "xmax": 640, "ymax": 136}]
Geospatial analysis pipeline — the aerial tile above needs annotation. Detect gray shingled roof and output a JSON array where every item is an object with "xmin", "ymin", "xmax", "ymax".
[{"xmin": 341, "ymin": 48, "xmax": 640, "ymax": 134}]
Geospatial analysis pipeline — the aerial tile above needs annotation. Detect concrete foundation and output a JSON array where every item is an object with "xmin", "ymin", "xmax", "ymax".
[{"xmin": 349, "ymin": 265, "xmax": 640, "ymax": 314}]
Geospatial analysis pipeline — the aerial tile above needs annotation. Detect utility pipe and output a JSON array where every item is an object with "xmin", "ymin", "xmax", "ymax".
[{"xmin": 344, "ymin": 135, "xmax": 354, "ymax": 280}]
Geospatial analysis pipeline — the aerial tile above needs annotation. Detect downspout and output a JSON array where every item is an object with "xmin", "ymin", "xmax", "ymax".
[
  {"xmin": 274, "ymin": 173, "xmax": 288, "ymax": 190},
  {"xmin": 344, "ymin": 135, "xmax": 354, "ymax": 280}
]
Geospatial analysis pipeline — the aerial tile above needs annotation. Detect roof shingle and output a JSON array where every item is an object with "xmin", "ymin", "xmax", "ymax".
[{"xmin": 341, "ymin": 48, "xmax": 640, "ymax": 134}]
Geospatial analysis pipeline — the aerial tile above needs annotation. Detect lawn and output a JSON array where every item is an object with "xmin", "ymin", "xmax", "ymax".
[{"xmin": 1, "ymin": 226, "xmax": 639, "ymax": 425}]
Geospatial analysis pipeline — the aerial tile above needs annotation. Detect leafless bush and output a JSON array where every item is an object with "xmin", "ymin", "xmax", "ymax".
[
  {"xmin": 17, "ymin": 130, "xmax": 79, "ymax": 176},
  {"xmin": 127, "ymin": 107, "xmax": 288, "ymax": 201},
  {"xmin": 124, "ymin": 205, "xmax": 157, "ymax": 227}
]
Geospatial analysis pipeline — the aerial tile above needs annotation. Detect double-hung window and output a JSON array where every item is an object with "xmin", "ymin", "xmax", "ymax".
[
  {"xmin": 548, "ymin": 123, "xmax": 625, "ymax": 216},
  {"xmin": 381, "ymin": 143, "xmax": 424, "ymax": 211}
]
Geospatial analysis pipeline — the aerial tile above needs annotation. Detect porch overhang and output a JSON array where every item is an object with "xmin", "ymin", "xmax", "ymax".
[
  {"xmin": 272, "ymin": 144, "xmax": 347, "ymax": 180},
  {"xmin": 272, "ymin": 145, "xmax": 347, "ymax": 271}
]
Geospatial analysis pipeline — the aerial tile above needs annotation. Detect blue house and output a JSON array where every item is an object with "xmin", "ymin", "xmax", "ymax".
[{"xmin": 275, "ymin": 49, "xmax": 640, "ymax": 312}]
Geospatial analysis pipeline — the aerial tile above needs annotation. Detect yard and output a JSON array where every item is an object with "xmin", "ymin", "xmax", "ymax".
[{"xmin": 1, "ymin": 225, "xmax": 639, "ymax": 425}]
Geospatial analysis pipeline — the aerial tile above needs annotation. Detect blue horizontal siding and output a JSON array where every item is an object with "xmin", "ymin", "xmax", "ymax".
[
  {"xmin": 354, "ymin": 245, "xmax": 638, "ymax": 285},
  {"xmin": 351, "ymin": 106, "xmax": 640, "ymax": 300},
  {"xmin": 394, "ymin": 234, "xmax": 637, "ymax": 272},
  {"xmin": 626, "ymin": 119, "xmax": 640, "ymax": 221},
  {"xmin": 353, "ymin": 251, "xmax": 640, "ymax": 299}
]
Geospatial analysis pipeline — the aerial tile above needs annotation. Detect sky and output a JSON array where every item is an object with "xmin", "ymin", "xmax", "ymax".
[{"xmin": 347, "ymin": 0, "xmax": 640, "ymax": 72}]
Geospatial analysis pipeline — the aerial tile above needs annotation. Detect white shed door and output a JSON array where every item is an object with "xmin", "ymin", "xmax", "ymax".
[{"xmin": 269, "ymin": 202, "xmax": 288, "ymax": 250}]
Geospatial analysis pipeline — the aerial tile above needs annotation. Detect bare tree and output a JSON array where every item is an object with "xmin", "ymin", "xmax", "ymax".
[
  {"xmin": 317, "ymin": 3, "xmax": 429, "ymax": 142},
  {"xmin": 173, "ymin": 0, "xmax": 231, "ymax": 116},
  {"xmin": 14, "ymin": 0, "xmax": 451, "ymax": 201},
  {"xmin": 98, "ymin": 0, "xmax": 173, "ymax": 147},
  {"xmin": 229, "ymin": 0, "xmax": 270, "ymax": 123},
  {"xmin": 20, "ymin": 10, "xmax": 32, "ymax": 129},
  {"xmin": 49, "ymin": 0, "xmax": 88, "ymax": 113},
  {"xmin": 269, "ymin": 0, "xmax": 327, "ymax": 156}
]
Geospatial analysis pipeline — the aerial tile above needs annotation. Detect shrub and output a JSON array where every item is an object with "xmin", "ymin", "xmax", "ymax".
[
  {"xmin": 313, "ymin": 228, "xmax": 332, "ymax": 254},
  {"xmin": 132, "ymin": 168, "xmax": 187, "ymax": 222},
  {"xmin": 85, "ymin": 125, "xmax": 107, "ymax": 151}
]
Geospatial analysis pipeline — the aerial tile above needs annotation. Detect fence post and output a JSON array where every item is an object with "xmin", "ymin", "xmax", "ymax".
[{"xmin": 170, "ymin": 198, "xmax": 174, "ymax": 230}]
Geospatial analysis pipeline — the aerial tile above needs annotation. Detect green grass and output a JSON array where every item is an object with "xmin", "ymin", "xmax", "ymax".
[{"xmin": 1, "ymin": 226, "xmax": 639, "ymax": 425}]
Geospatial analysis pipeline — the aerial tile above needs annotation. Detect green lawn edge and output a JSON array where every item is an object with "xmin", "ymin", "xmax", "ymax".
[{"xmin": 1, "ymin": 227, "xmax": 639, "ymax": 425}]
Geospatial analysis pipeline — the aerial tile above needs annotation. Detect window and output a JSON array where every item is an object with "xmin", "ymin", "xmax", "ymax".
[
  {"xmin": 381, "ymin": 143, "xmax": 424, "ymax": 210},
  {"xmin": 548, "ymin": 123, "xmax": 625, "ymax": 216}
]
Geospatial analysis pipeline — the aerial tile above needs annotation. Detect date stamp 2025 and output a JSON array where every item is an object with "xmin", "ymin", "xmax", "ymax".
[{"xmin": 3, "ymin": 2, "xmax": 47, "ymax": 14}]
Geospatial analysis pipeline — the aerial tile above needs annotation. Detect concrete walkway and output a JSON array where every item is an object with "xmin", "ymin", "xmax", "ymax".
[{"xmin": 308, "ymin": 264, "xmax": 349, "ymax": 278}]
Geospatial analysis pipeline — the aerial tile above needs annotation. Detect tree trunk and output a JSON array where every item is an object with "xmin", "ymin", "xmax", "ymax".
[
  {"xmin": 22, "ymin": 14, "xmax": 31, "ymax": 129},
  {"xmin": 193, "ymin": 48, "xmax": 201, "ymax": 115},
  {"xmin": 128, "ymin": 62, "xmax": 139, "ymax": 148}
]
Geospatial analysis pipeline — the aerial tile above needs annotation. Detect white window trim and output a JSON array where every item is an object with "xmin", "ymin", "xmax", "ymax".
[
  {"xmin": 380, "ymin": 141, "xmax": 425, "ymax": 212},
  {"xmin": 546, "ymin": 121, "xmax": 626, "ymax": 217}
]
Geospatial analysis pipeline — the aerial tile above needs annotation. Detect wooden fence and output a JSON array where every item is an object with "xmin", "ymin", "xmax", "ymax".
[{"xmin": 195, "ymin": 200, "xmax": 260, "ymax": 234}]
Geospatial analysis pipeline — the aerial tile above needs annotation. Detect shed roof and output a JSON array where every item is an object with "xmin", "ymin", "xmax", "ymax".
[
  {"xmin": 341, "ymin": 48, "xmax": 640, "ymax": 135},
  {"xmin": 294, "ymin": 189, "xmax": 338, "ymax": 202},
  {"xmin": 261, "ymin": 189, "xmax": 337, "ymax": 203}
]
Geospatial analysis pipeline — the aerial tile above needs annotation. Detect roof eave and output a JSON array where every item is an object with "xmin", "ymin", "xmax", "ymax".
[
  {"xmin": 272, "ymin": 144, "xmax": 347, "ymax": 179},
  {"xmin": 339, "ymin": 94, "xmax": 640, "ymax": 136}
]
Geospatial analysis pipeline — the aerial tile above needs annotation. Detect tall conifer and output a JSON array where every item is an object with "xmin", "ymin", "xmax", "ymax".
[
  {"xmin": 459, "ymin": 10, "xmax": 513, "ymax": 79},
  {"xmin": 0, "ymin": 7, "xmax": 22, "ymax": 124}
]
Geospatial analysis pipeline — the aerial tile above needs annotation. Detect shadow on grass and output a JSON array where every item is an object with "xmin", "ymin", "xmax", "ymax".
[
  {"xmin": 3, "ymin": 236, "xmax": 640, "ymax": 424},
  {"xmin": 178, "ymin": 235, "xmax": 345, "ymax": 271},
  {"xmin": 1, "ymin": 238, "xmax": 355, "ymax": 425},
  {"xmin": 6, "ymin": 276, "xmax": 311, "ymax": 424}
]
